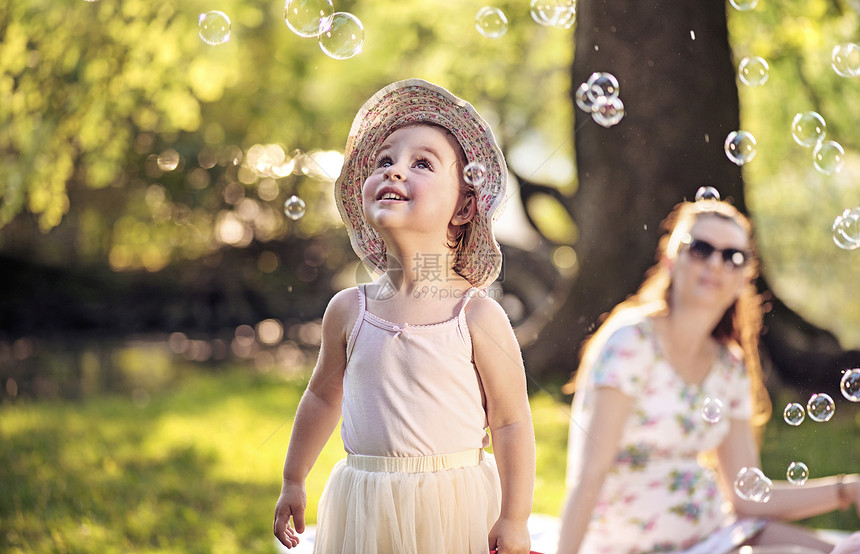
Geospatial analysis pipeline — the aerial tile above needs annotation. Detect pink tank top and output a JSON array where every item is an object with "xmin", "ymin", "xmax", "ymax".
[{"xmin": 340, "ymin": 285, "xmax": 490, "ymax": 457}]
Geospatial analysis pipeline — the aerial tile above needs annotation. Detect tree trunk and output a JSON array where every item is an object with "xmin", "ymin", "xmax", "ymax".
[
  {"xmin": 523, "ymin": 0, "xmax": 744, "ymax": 378},
  {"xmin": 521, "ymin": 0, "xmax": 860, "ymax": 394}
]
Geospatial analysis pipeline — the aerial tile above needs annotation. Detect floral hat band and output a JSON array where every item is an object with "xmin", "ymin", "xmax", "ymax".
[{"xmin": 334, "ymin": 78, "xmax": 507, "ymax": 289}]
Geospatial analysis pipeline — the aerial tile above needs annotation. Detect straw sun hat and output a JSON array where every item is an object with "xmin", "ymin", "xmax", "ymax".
[{"xmin": 334, "ymin": 78, "xmax": 507, "ymax": 289}]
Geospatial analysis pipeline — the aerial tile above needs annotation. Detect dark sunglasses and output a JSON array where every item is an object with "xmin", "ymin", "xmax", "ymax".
[{"xmin": 680, "ymin": 235, "xmax": 751, "ymax": 269}]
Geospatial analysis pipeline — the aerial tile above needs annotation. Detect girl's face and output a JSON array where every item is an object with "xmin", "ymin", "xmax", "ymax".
[
  {"xmin": 668, "ymin": 215, "xmax": 751, "ymax": 312},
  {"xmin": 362, "ymin": 124, "xmax": 472, "ymax": 241}
]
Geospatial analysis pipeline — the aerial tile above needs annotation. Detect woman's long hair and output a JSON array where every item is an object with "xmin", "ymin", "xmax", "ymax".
[{"xmin": 566, "ymin": 198, "xmax": 772, "ymax": 431}]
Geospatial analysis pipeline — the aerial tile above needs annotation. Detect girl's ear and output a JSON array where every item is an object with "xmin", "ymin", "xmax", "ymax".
[{"xmin": 451, "ymin": 194, "xmax": 477, "ymax": 226}]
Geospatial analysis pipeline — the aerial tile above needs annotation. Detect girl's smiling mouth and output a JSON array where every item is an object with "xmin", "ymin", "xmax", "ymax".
[{"xmin": 376, "ymin": 187, "xmax": 409, "ymax": 201}]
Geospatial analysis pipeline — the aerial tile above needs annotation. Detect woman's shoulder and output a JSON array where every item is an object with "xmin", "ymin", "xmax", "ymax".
[
  {"xmin": 581, "ymin": 309, "xmax": 655, "ymax": 366},
  {"xmin": 600, "ymin": 308, "xmax": 655, "ymax": 345}
]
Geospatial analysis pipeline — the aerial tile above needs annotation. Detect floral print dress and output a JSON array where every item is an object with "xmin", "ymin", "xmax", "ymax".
[{"xmin": 566, "ymin": 314, "xmax": 752, "ymax": 553}]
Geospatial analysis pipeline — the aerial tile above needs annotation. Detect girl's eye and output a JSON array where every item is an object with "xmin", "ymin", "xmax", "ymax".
[
  {"xmin": 414, "ymin": 158, "xmax": 432, "ymax": 170},
  {"xmin": 375, "ymin": 156, "xmax": 392, "ymax": 168}
]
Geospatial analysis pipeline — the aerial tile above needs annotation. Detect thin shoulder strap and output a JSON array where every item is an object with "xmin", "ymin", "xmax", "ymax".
[
  {"xmin": 456, "ymin": 288, "xmax": 479, "ymax": 351},
  {"xmin": 345, "ymin": 285, "xmax": 367, "ymax": 360},
  {"xmin": 459, "ymin": 287, "xmax": 479, "ymax": 312}
]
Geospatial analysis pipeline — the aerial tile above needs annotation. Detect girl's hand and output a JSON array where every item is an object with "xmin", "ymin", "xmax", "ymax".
[
  {"xmin": 273, "ymin": 480, "xmax": 306, "ymax": 548},
  {"xmin": 488, "ymin": 516, "xmax": 531, "ymax": 554}
]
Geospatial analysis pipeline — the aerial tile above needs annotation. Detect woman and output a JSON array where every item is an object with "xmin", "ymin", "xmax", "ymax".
[{"xmin": 557, "ymin": 191, "xmax": 859, "ymax": 553}]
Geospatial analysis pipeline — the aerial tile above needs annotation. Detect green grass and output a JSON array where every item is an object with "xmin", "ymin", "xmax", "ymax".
[
  {"xmin": 1, "ymin": 369, "xmax": 857, "ymax": 552},
  {"xmin": 760, "ymin": 392, "xmax": 860, "ymax": 531}
]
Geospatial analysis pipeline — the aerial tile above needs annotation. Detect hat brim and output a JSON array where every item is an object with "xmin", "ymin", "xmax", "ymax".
[{"xmin": 334, "ymin": 79, "xmax": 507, "ymax": 289}]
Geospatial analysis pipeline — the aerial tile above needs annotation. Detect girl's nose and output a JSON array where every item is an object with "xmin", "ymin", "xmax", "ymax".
[{"xmin": 383, "ymin": 163, "xmax": 404, "ymax": 181}]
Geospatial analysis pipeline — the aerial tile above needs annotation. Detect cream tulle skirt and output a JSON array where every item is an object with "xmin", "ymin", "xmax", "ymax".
[{"xmin": 313, "ymin": 449, "xmax": 501, "ymax": 554}]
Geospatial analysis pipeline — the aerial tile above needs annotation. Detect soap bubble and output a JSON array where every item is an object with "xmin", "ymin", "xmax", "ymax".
[
  {"xmin": 318, "ymin": 12, "xmax": 364, "ymax": 60},
  {"xmin": 832, "ymin": 208, "xmax": 860, "ymax": 250},
  {"xmin": 729, "ymin": 0, "xmax": 758, "ymax": 10},
  {"xmin": 284, "ymin": 0, "xmax": 334, "ymax": 37},
  {"xmin": 285, "ymin": 195, "xmax": 306, "ymax": 220},
  {"xmin": 198, "ymin": 11, "xmax": 231, "ymax": 45},
  {"xmin": 807, "ymin": 393, "xmax": 835, "ymax": 422},
  {"xmin": 786, "ymin": 462, "xmax": 809, "ymax": 485},
  {"xmin": 476, "ymin": 7, "xmax": 508, "ymax": 39},
  {"xmin": 841, "ymin": 368, "xmax": 860, "ymax": 401},
  {"xmin": 576, "ymin": 72, "xmax": 622, "ymax": 126},
  {"xmin": 734, "ymin": 467, "xmax": 772, "ymax": 502},
  {"xmin": 701, "ymin": 397, "xmax": 723, "ymax": 423},
  {"xmin": 695, "ymin": 186, "xmax": 720, "ymax": 201},
  {"xmin": 463, "ymin": 162, "xmax": 487, "ymax": 186},
  {"xmin": 738, "ymin": 56, "xmax": 769, "ymax": 86},
  {"xmin": 812, "ymin": 140, "xmax": 845, "ymax": 175},
  {"xmin": 530, "ymin": 0, "xmax": 576, "ymax": 28},
  {"xmin": 831, "ymin": 43, "xmax": 860, "ymax": 77},
  {"xmin": 575, "ymin": 82, "xmax": 595, "ymax": 112},
  {"xmin": 586, "ymin": 72, "xmax": 620, "ymax": 102},
  {"xmin": 724, "ymin": 131, "xmax": 757, "ymax": 166},
  {"xmin": 592, "ymin": 97, "xmax": 624, "ymax": 127},
  {"xmin": 791, "ymin": 112, "xmax": 826, "ymax": 148},
  {"xmin": 783, "ymin": 402, "xmax": 805, "ymax": 426}
]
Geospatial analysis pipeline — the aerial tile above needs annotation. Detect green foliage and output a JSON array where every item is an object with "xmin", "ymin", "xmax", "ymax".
[
  {"xmin": 0, "ymin": 368, "xmax": 317, "ymax": 552},
  {"xmin": 728, "ymin": 0, "xmax": 860, "ymax": 346},
  {"xmin": 0, "ymin": 0, "xmax": 573, "ymax": 276}
]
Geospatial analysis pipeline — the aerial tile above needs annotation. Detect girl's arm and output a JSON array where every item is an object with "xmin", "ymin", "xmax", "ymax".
[
  {"xmin": 556, "ymin": 387, "xmax": 633, "ymax": 554},
  {"xmin": 715, "ymin": 418, "xmax": 860, "ymax": 520},
  {"xmin": 467, "ymin": 297, "xmax": 535, "ymax": 554},
  {"xmin": 273, "ymin": 288, "xmax": 355, "ymax": 548}
]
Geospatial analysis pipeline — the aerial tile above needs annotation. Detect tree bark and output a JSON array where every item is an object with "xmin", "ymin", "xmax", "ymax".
[
  {"xmin": 521, "ymin": 0, "xmax": 860, "ymax": 394},
  {"xmin": 523, "ymin": 0, "xmax": 744, "ymax": 378}
]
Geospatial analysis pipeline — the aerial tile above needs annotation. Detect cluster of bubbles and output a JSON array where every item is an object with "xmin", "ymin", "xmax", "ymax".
[
  {"xmin": 726, "ymin": 4, "xmax": 855, "ymax": 193},
  {"xmin": 575, "ymin": 72, "xmax": 625, "ymax": 128},
  {"xmin": 790, "ymin": 111, "xmax": 844, "ymax": 176},
  {"xmin": 734, "ymin": 461, "xmax": 812, "ymax": 501},
  {"xmin": 475, "ymin": 1, "xmax": 576, "ymax": 39},
  {"xmin": 771, "ymin": 370, "xmax": 860, "ymax": 497},
  {"xmin": 284, "ymin": 0, "xmax": 364, "ymax": 60},
  {"xmin": 832, "ymin": 208, "xmax": 860, "ymax": 250},
  {"xmin": 198, "ymin": 2, "xmax": 364, "ymax": 60},
  {"xmin": 734, "ymin": 466, "xmax": 772, "ymax": 502},
  {"xmin": 831, "ymin": 42, "xmax": 860, "ymax": 77},
  {"xmin": 723, "ymin": 0, "xmax": 765, "ymax": 166}
]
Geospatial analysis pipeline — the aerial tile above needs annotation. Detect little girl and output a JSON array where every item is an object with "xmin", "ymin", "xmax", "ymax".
[{"xmin": 273, "ymin": 79, "xmax": 536, "ymax": 554}]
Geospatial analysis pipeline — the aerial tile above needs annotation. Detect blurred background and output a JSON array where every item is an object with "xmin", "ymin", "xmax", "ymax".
[{"xmin": 2, "ymin": 0, "xmax": 859, "ymax": 551}]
